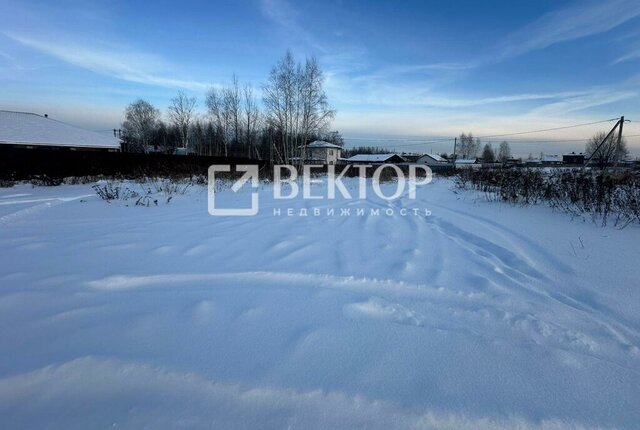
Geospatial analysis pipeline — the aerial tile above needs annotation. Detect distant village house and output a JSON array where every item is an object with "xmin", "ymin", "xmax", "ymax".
[
  {"xmin": 300, "ymin": 140, "xmax": 342, "ymax": 165},
  {"xmin": 415, "ymin": 154, "xmax": 448, "ymax": 165},
  {"xmin": 562, "ymin": 152, "xmax": 585, "ymax": 165}
]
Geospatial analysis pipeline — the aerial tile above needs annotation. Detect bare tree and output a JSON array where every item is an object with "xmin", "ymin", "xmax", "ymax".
[
  {"xmin": 205, "ymin": 75, "xmax": 244, "ymax": 156},
  {"xmin": 223, "ymin": 75, "xmax": 242, "ymax": 148},
  {"xmin": 458, "ymin": 133, "xmax": 479, "ymax": 159},
  {"xmin": 586, "ymin": 131, "xmax": 629, "ymax": 168},
  {"xmin": 121, "ymin": 99, "xmax": 160, "ymax": 153},
  {"xmin": 498, "ymin": 141, "xmax": 512, "ymax": 162},
  {"xmin": 262, "ymin": 51, "xmax": 335, "ymax": 164},
  {"xmin": 205, "ymin": 88, "xmax": 228, "ymax": 156},
  {"xmin": 168, "ymin": 91, "xmax": 197, "ymax": 152},
  {"xmin": 263, "ymin": 51, "xmax": 298, "ymax": 163},
  {"xmin": 299, "ymin": 57, "xmax": 335, "ymax": 150},
  {"xmin": 243, "ymin": 83, "xmax": 262, "ymax": 158}
]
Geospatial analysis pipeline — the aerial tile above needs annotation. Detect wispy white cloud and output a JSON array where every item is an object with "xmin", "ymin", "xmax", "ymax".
[
  {"xmin": 0, "ymin": 49, "xmax": 14, "ymax": 63},
  {"xmin": 386, "ymin": 63, "xmax": 477, "ymax": 73},
  {"xmin": 259, "ymin": 0, "xmax": 640, "ymax": 142},
  {"xmin": 260, "ymin": 0, "xmax": 375, "ymax": 78},
  {"xmin": 529, "ymin": 88, "xmax": 638, "ymax": 116},
  {"xmin": 614, "ymin": 46, "xmax": 640, "ymax": 64},
  {"xmin": 3, "ymin": 32, "xmax": 211, "ymax": 91},
  {"xmin": 260, "ymin": 0, "xmax": 300, "ymax": 34},
  {"xmin": 327, "ymin": 75, "xmax": 637, "ymax": 111},
  {"xmin": 0, "ymin": 49, "xmax": 20, "ymax": 72},
  {"xmin": 333, "ymin": 0, "xmax": 640, "ymax": 78},
  {"xmin": 260, "ymin": 0, "xmax": 329, "ymax": 53},
  {"xmin": 408, "ymin": 0, "xmax": 640, "ymax": 71},
  {"xmin": 331, "ymin": 78, "xmax": 639, "ymax": 144},
  {"xmin": 495, "ymin": 0, "xmax": 640, "ymax": 61}
]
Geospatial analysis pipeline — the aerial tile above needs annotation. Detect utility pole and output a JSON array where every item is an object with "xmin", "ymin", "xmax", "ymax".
[
  {"xmin": 613, "ymin": 116, "xmax": 624, "ymax": 169},
  {"xmin": 584, "ymin": 116, "xmax": 622, "ymax": 169},
  {"xmin": 453, "ymin": 137, "xmax": 457, "ymax": 160}
]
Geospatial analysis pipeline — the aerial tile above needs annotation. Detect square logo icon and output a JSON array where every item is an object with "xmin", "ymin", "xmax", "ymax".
[{"xmin": 208, "ymin": 165, "xmax": 259, "ymax": 216}]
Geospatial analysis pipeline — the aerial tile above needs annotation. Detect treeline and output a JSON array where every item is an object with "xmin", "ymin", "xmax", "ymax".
[
  {"xmin": 457, "ymin": 133, "xmax": 512, "ymax": 162},
  {"xmin": 120, "ymin": 51, "xmax": 341, "ymax": 163},
  {"xmin": 458, "ymin": 131, "xmax": 630, "ymax": 166}
]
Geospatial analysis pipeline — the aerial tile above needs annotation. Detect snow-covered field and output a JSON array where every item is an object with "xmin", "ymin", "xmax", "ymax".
[{"xmin": 1, "ymin": 177, "xmax": 639, "ymax": 429}]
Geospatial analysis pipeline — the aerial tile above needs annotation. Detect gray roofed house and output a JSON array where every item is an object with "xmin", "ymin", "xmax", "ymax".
[
  {"xmin": 399, "ymin": 153, "xmax": 422, "ymax": 163},
  {"xmin": 0, "ymin": 110, "xmax": 120, "ymax": 151},
  {"xmin": 415, "ymin": 154, "xmax": 447, "ymax": 165},
  {"xmin": 455, "ymin": 158, "xmax": 479, "ymax": 164},
  {"xmin": 454, "ymin": 158, "xmax": 481, "ymax": 169}
]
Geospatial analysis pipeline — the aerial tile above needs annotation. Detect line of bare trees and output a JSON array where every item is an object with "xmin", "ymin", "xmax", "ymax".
[
  {"xmin": 457, "ymin": 133, "xmax": 512, "ymax": 162},
  {"xmin": 121, "ymin": 51, "xmax": 338, "ymax": 163},
  {"xmin": 457, "ymin": 130, "xmax": 630, "ymax": 166}
]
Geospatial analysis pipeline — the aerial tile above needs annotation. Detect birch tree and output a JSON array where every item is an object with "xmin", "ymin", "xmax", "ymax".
[
  {"xmin": 498, "ymin": 141, "xmax": 512, "ymax": 162},
  {"xmin": 223, "ymin": 75, "xmax": 242, "ymax": 147},
  {"xmin": 298, "ymin": 56, "xmax": 336, "ymax": 156},
  {"xmin": 243, "ymin": 84, "xmax": 262, "ymax": 158},
  {"xmin": 122, "ymin": 99, "xmax": 160, "ymax": 153},
  {"xmin": 168, "ymin": 91, "xmax": 197, "ymax": 152},
  {"xmin": 263, "ymin": 51, "xmax": 298, "ymax": 163},
  {"xmin": 458, "ymin": 133, "xmax": 479, "ymax": 159},
  {"xmin": 205, "ymin": 88, "xmax": 228, "ymax": 156},
  {"xmin": 262, "ymin": 51, "xmax": 335, "ymax": 164}
]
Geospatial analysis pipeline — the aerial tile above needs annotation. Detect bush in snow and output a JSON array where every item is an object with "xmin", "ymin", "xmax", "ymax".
[
  {"xmin": 93, "ymin": 176, "xmax": 205, "ymax": 206},
  {"xmin": 29, "ymin": 175, "xmax": 64, "ymax": 187},
  {"xmin": 92, "ymin": 181, "xmax": 138, "ymax": 202},
  {"xmin": 456, "ymin": 168, "xmax": 640, "ymax": 227},
  {"xmin": 63, "ymin": 175, "xmax": 110, "ymax": 185},
  {"xmin": 138, "ymin": 177, "xmax": 195, "ymax": 204}
]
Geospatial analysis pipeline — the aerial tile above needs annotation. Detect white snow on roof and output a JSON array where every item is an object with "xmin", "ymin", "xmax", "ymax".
[
  {"xmin": 541, "ymin": 154, "xmax": 561, "ymax": 162},
  {"xmin": 347, "ymin": 154, "xmax": 404, "ymax": 162},
  {"xmin": 0, "ymin": 110, "xmax": 120, "ymax": 149},
  {"xmin": 455, "ymin": 159, "xmax": 478, "ymax": 164},
  {"xmin": 419, "ymin": 154, "xmax": 446, "ymax": 162},
  {"xmin": 305, "ymin": 140, "xmax": 342, "ymax": 149}
]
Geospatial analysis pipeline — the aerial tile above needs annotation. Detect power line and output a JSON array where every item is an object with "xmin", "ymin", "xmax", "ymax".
[
  {"xmin": 345, "ymin": 136, "xmax": 454, "ymax": 144},
  {"xmin": 475, "ymin": 118, "xmax": 620, "ymax": 139},
  {"xmin": 346, "ymin": 117, "xmax": 630, "ymax": 149},
  {"xmin": 360, "ymin": 136, "xmax": 591, "ymax": 148},
  {"xmin": 476, "ymin": 137, "xmax": 597, "ymax": 144},
  {"xmin": 378, "ymin": 135, "xmax": 640, "ymax": 149}
]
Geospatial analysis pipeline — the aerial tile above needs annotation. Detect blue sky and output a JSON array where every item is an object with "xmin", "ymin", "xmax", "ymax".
[{"xmin": 1, "ymin": 0, "xmax": 640, "ymax": 155}]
